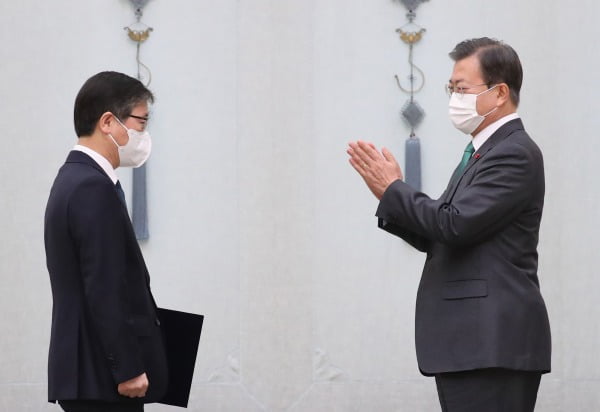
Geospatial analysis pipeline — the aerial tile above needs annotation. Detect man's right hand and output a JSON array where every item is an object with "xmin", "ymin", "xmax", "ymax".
[{"xmin": 118, "ymin": 372, "xmax": 148, "ymax": 398}]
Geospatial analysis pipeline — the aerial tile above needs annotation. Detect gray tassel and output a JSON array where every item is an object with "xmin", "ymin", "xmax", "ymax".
[
  {"xmin": 132, "ymin": 164, "xmax": 149, "ymax": 240},
  {"xmin": 405, "ymin": 135, "xmax": 421, "ymax": 191}
]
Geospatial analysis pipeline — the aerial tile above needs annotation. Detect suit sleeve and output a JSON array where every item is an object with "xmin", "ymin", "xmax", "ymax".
[
  {"xmin": 68, "ymin": 177, "xmax": 144, "ymax": 384},
  {"xmin": 377, "ymin": 218, "xmax": 430, "ymax": 252},
  {"xmin": 376, "ymin": 140, "xmax": 541, "ymax": 247}
]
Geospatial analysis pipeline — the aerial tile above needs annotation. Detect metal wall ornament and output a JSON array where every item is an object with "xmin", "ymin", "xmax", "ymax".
[
  {"xmin": 124, "ymin": 0, "xmax": 153, "ymax": 86},
  {"xmin": 124, "ymin": 0, "xmax": 154, "ymax": 240},
  {"xmin": 393, "ymin": 0, "xmax": 429, "ymax": 191}
]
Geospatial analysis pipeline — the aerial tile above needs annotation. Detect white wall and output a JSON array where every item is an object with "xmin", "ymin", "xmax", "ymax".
[{"xmin": 0, "ymin": 0, "xmax": 597, "ymax": 410}]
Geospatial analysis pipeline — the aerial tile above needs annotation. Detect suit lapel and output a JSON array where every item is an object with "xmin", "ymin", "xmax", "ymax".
[{"xmin": 444, "ymin": 119, "xmax": 525, "ymax": 201}]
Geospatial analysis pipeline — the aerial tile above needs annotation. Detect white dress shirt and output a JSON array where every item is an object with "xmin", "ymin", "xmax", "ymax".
[
  {"xmin": 72, "ymin": 144, "xmax": 118, "ymax": 184},
  {"xmin": 472, "ymin": 112, "xmax": 520, "ymax": 151}
]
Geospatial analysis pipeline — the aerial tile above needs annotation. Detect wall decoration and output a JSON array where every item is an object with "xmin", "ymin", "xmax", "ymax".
[
  {"xmin": 393, "ymin": 0, "xmax": 429, "ymax": 190},
  {"xmin": 124, "ymin": 0, "xmax": 153, "ymax": 239}
]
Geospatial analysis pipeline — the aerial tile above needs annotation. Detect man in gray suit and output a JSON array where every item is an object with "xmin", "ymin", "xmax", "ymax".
[{"xmin": 347, "ymin": 38, "xmax": 551, "ymax": 411}]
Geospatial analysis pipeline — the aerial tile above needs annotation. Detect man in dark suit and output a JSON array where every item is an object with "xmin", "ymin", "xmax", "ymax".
[
  {"xmin": 347, "ymin": 38, "xmax": 551, "ymax": 411},
  {"xmin": 45, "ymin": 71, "xmax": 167, "ymax": 412}
]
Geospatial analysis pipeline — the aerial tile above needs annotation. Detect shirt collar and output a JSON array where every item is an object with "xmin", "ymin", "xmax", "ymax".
[
  {"xmin": 472, "ymin": 112, "xmax": 520, "ymax": 151},
  {"xmin": 72, "ymin": 144, "xmax": 118, "ymax": 184}
]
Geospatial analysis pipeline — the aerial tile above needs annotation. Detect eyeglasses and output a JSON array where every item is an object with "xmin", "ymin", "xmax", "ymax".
[
  {"xmin": 129, "ymin": 114, "xmax": 149, "ymax": 121},
  {"xmin": 445, "ymin": 83, "xmax": 489, "ymax": 98},
  {"xmin": 128, "ymin": 114, "xmax": 150, "ymax": 131}
]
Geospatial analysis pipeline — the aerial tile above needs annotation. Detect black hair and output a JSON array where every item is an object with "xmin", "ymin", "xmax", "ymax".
[
  {"xmin": 449, "ymin": 37, "xmax": 522, "ymax": 106},
  {"xmin": 73, "ymin": 71, "xmax": 154, "ymax": 137}
]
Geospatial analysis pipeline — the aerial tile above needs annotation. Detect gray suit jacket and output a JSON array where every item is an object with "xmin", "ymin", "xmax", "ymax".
[{"xmin": 376, "ymin": 119, "xmax": 551, "ymax": 375}]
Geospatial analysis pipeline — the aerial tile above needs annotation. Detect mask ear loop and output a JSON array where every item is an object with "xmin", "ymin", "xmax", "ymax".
[
  {"xmin": 476, "ymin": 84, "xmax": 498, "ymax": 97},
  {"xmin": 107, "ymin": 133, "xmax": 121, "ymax": 148},
  {"xmin": 477, "ymin": 85, "xmax": 499, "ymax": 117},
  {"xmin": 113, "ymin": 115, "xmax": 127, "ymax": 130}
]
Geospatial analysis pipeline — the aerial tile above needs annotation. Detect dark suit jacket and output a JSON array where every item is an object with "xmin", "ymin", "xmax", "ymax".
[
  {"xmin": 44, "ymin": 151, "xmax": 168, "ymax": 402},
  {"xmin": 376, "ymin": 119, "xmax": 551, "ymax": 375}
]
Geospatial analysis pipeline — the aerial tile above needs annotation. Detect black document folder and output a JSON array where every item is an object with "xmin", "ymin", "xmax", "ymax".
[{"xmin": 156, "ymin": 308, "xmax": 204, "ymax": 408}]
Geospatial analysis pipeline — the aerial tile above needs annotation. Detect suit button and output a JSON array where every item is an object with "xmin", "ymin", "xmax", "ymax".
[{"xmin": 155, "ymin": 318, "xmax": 161, "ymax": 326}]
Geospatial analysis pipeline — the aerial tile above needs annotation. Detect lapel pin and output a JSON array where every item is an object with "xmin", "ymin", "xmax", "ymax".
[{"xmin": 474, "ymin": 153, "xmax": 481, "ymax": 159}]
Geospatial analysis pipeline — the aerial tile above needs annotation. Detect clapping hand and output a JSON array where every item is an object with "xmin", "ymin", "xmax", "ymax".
[{"xmin": 347, "ymin": 140, "xmax": 403, "ymax": 200}]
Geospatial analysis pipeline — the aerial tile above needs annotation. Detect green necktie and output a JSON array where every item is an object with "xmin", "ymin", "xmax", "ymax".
[{"xmin": 451, "ymin": 142, "xmax": 475, "ymax": 183}]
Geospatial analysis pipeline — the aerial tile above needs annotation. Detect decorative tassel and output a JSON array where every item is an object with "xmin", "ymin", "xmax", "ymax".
[
  {"xmin": 405, "ymin": 135, "xmax": 421, "ymax": 190},
  {"xmin": 132, "ymin": 164, "xmax": 149, "ymax": 240}
]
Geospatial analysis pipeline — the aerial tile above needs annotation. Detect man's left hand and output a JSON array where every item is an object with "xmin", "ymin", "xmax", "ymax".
[{"xmin": 347, "ymin": 140, "xmax": 403, "ymax": 200}]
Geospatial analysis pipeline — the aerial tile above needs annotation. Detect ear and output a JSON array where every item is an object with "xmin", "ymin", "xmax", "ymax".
[
  {"xmin": 97, "ymin": 111, "xmax": 115, "ymax": 135},
  {"xmin": 496, "ymin": 83, "xmax": 511, "ymax": 107}
]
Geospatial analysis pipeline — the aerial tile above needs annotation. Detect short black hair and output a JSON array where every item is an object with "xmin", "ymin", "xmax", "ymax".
[
  {"xmin": 74, "ymin": 71, "xmax": 154, "ymax": 137},
  {"xmin": 449, "ymin": 37, "xmax": 522, "ymax": 106}
]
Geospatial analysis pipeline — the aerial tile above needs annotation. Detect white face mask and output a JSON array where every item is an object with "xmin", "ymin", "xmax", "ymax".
[
  {"xmin": 448, "ymin": 85, "xmax": 498, "ymax": 135},
  {"xmin": 108, "ymin": 117, "xmax": 152, "ymax": 167}
]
